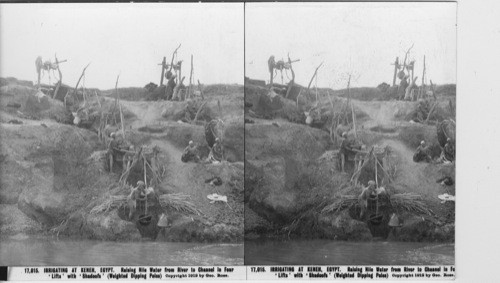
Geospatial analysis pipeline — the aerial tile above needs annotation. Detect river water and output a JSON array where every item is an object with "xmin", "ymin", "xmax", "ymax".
[
  {"xmin": 245, "ymin": 240, "xmax": 454, "ymax": 265},
  {"xmin": 0, "ymin": 238, "xmax": 243, "ymax": 266},
  {"xmin": 1, "ymin": 238, "xmax": 453, "ymax": 266}
]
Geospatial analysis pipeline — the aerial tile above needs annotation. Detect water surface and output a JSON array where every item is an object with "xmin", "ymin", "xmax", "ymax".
[
  {"xmin": 0, "ymin": 238, "xmax": 243, "ymax": 266},
  {"xmin": 245, "ymin": 240, "xmax": 454, "ymax": 265}
]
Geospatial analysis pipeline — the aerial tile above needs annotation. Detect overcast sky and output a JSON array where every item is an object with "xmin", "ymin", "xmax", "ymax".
[
  {"xmin": 246, "ymin": 2, "xmax": 456, "ymax": 89},
  {"xmin": 0, "ymin": 3, "xmax": 243, "ymax": 89}
]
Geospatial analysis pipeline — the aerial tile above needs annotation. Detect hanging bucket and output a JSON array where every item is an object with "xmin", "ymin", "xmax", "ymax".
[
  {"xmin": 398, "ymin": 71, "xmax": 406, "ymax": 80},
  {"xmin": 137, "ymin": 196, "xmax": 152, "ymax": 226},
  {"xmin": 157, "ymin": 213, "xmax": 169, "ymax": 227},
  {"xmin": 388, "ymin": 213, "xmax": 400, "ymax": 227},
  {"xmin": 368, "ymin": 213, "xmax": 383, "ymax": 225},
  {"xmin": 138, "ymin": 214, "xmax": 152, "ymax": 226}
]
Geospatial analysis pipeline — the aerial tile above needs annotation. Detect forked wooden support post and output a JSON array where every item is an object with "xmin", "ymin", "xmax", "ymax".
[
  {"xmin": 53, "ymin": 54, "xmax": 63, "ymax": 99},
  {"xmin": 285, "ymin": 53, "xmax": 297, "ymax": 99},
  {"xmin": 391, "ymin": 57, "xmax": 399, "ymax": 86},
  {"xmin": 422, "ymin": 55, "xmax": 426, "ymax": 86},
  {"xmin": 188, "ymin": 54, "xmax": 194, "ymax": 100},
  {"xmin": 169, "ymin": 44, "xmax": 181, "ymax": 72},
  {"xmin": 420, "ymin": 55, "xmax": 426, "ymax": 98},
  {"xmin": 159, "ymin": 57, "xmax": 166, "ymax": 86},
  {"xmin": 411, "ymin": 61, "xmax": 415, "ymax": 82}
]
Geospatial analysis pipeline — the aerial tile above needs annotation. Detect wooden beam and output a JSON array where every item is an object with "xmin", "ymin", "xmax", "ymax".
[
  {"xmin": 169, "ymin": 44, "xmax": 181, "ymax": 72},
  {"xmin": 178, "ymin": 61, "xmax": 182, "ymax": 87},
  {"xmin": 425, "ymin": 101, "xmax": 438, "ymax": 124},
  {"xmin": 66, "ymin": 63, "xmax": 90, "ymax": 107},
  {"xmin": 402, "ymin": 43, "xmax": 414, "ymax": 69},
  {"xmin": 285, "ymin": 53, "xmax": 296, "ymax": 99},
  {"xmin": 73, "ymin": 63, "xmax": 90, "ymax": 98},
  {"xmin": 188, "ymin": 54, "xmax": 193, "ymax": 100},
  {"xmin": 306, "ymin": 62, "xmax": 323, "ymax": 100},
  {"xmin": 411, "ymin": 61, "xmax": 415, "ymax": 82},
  {"xmin": 422, "ymin": 55, "xmax": 426, "ymax": 85},
  {"xmin": 326, "ymin": 89, "xmax": 337, "ymax": 144},
  {"xmin": 193, "ymin": 101, "xmax": 207, "ymax": 124},
  {"xmin": 159, "ymin": 57, "xmax": 166, "ymax": 86},
  {"xmin": 53, "ymin": 54, "xmax": 62, "ymax": 99}
]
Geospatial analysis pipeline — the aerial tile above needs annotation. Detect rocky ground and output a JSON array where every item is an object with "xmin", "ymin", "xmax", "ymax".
[
  {"xmin": 244, "ymin": 83, "xmax": 455, "ymax": 242},
  {"xmin": 0, "ymin": 79, "xmax": 244, "ymax": 242}
]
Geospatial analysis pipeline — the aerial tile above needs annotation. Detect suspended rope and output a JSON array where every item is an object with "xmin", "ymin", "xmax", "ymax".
[{"xmin": 285, "ymin": 69, "xmax": 292, "ymax": 81}]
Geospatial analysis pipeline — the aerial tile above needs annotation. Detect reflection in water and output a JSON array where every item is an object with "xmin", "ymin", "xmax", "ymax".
[
  {"xmin": 0, "ymin": 238, "xmax": 243, "ymax": 266},
  {"xmin": 245, "ymin": 240, "xmax": 454, "ymax": 265}
]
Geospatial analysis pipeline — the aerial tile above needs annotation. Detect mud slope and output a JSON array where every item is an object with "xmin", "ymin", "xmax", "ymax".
[
  {"xmin": 245, "ymin": 92, "xmax": 455, "ymax": 242},
  {"xmin": 0, "ymin": 81, "xmax": 244, "ymax": 242}
]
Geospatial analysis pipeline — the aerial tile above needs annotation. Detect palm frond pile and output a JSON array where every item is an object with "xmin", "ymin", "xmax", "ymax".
[
  {"xmin": 321, "ymin": 195, "xmax": 358, "ymax": 214},
  {"xmin": 90, "ymin": 195, "xmax": 128, "ymax": 214},
  {"xmin": 389, "ymin": 193, "xmax": 434, "ymax": 216},
  {"xmin": 159, "ymin": 193, "xmax": 202, "ymax": 215}
]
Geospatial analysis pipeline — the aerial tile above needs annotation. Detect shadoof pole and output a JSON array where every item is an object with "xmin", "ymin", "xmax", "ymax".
[
  {"xmin": 422, "ymin": 55, "xmax": 426, "ymax": 85},
  {"xmin": 188, "ymin": 54, "xmax": 194, "ymax": 100},
  {"xmin": 402, "ymin": 43, "xmax": 414, "ymax": 70},
  {"xmin": 144, "ymin": 158, "xmax": 147, "ymax": 187},
  {"xmin": 66, "ymin": 63, "xmax": 90, "ymax": 107},
  {"xmin": 53, "ymin": 54, "xmax": 62, "ymax": 99},
  {"xmin": 306, "ymin": 62, "xmax": 323, "ymax": 102},
  {"xmin": 348, "ymin": 74, "xmax": 358, "ymax": 139},
  {"xmin": 411, "ymin": 61, "xmax": 415, "ymax": 82},
  {"xmin": 421, "ymin": 55, "xmax": 426, "ymax": 97},
  {"xmin": 375, "ymin": 152, "xmax": 379, "ymax": 187},
  {"xmin": 169, "ymin": 44, "xmax": 181, "ymax": 72},
  {"xmin": 73, "ymin": 63, "xmax": 90, "ymax": 98},
  {"xmin": 178, "ymin": 62, "xmax": 182, "ymax": 87},
  {"xmin": 115, "ymin": 74, "xmax": 125, "ymax": 139},
  {"xmin": 159, "ymin": 57, "xmax": 166, "ymax": 86},
  {"xmin": 285, "ymin": 53, "xmax": 297, "ymax": 99}
]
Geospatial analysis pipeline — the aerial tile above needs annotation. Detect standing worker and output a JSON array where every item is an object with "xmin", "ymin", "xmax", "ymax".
[
  {"xmin": 122, "ymin": 145, "xmax": 135, "ymax": 173},
  {"xmin": 398, "ymin": 75, "xmax": 409, "ymax": 100},
  {"xmin": 358, "ymin": 180, "xmax": 377, "ymax": 218},
  {"xmin": 127, "ymin": 181, "xmax": 147, "ymax": 220},
  {"xmin": 165, "ymin": 72, "xmax": 176, "ymax": 100},
  {"xmin": 268, "ymin": 55, "xmax": 276, "ymax": 86},
  {"xmin": 340, "ymin": 132, "xmax": 360, "ymax": 173},
  {"xmin": 107, "ymin": 132, "xmax": 120, "ymax": 172}
]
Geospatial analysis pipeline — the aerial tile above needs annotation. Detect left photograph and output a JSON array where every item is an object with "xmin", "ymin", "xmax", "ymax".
[{"xmin": 0, "ymin": 3, "xmax": 244, "ymax": 265}]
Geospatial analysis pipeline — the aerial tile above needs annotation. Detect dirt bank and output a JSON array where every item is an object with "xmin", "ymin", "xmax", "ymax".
[
  {"xmin": 0, "ymin": 79, "xmax": 244, "ymax": 242},
  {"xmin": 244, "ymin": 84, "xmax": 455, "ymax": 242}
]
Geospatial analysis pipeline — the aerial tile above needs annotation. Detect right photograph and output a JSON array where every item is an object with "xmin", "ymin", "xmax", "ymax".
[{"xmin": 244, "ymin": 2, "xmax": 456, "ymax": 265}]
